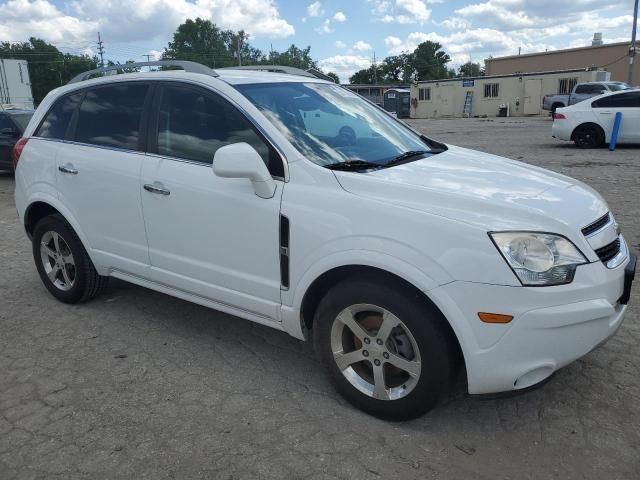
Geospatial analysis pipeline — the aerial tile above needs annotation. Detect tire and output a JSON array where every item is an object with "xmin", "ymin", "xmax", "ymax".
[
  {"xmin": 573, "ymin": 124, "xmax": 604, "ymax": 149},
  {"xmin": 313, "ymin": 278, "xmax": 455, "ymax": 420},
  {"xmin": 32, "ymin": 214, "xmax": 108, "ymax": 304}
]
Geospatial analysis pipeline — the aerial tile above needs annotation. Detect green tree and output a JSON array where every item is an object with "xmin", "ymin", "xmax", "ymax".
[
  {"xmin": 264, "ymin": 44, "xmax": 317, "ymax": 70},
  {"xmin": 411, "ymin": 41, "xmax": 451, "ymax": 81},
  {"xmin": 163, "ymin": 18, "xmax": 239, "ymax": 68},
  {"xmin": 380, "ymin": 54, "xmax": 415, "ymax": 83},
  {"xmin": 326, "ymin": 71, "xmax": 340, "ymax": 83},
  {"xmin": 349, "ymin": 64, "xmax": 383, "ymax": 84},
  {"xmin": 0, "ymin": 37, "xmax": 97, "ymax": 104},
  {"xmin": 457, "ymin": 61, "xmax": 484, "ymax": 78}
]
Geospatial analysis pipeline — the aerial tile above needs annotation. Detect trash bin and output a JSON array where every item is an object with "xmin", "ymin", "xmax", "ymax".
[{"xmin": 498, "ymin": 103, "xmax": 508, "ymax": 117}]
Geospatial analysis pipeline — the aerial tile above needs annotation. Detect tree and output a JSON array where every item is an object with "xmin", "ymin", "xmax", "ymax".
[
  {"xmin": 457, "ymin": 61, "xmax": 484, "ymax": 78},
  {"xmin": 264, "ymin": 44, "xmax": 317, "ymax": 70},
  {"xmin": 411, "ymin": 41, "xmax": 451, "ymax": 81},
  {"xmin": 163, "ymin": 18, "xmax": 239, "ymax": 68},
  {"xmin": 380, "ymin": 53, "xmax": 415, "ymax": 83},
  {"xmin": 349, "ymin": 64, "xmax": 383, "ymax": 84},
  {"xmin": 326, "ymin": 72, "xmax": 340, "ymax": 83},
  {"xmin": 0, "ymin": 37, "xmax": 98, "ymax": 104}
]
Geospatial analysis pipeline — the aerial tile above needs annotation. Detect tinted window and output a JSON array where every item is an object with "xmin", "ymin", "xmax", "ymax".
[
  {"xmin": 11, "ymin": 114, "xmax": 32, "ymax": 131},
  {"xmin": 35, "ymin": 93, "xmax": 82, "ymax": 139},
  {"xmin": 156, "ymin": 84, "xmax": 283, "ymax": 176},
  {"xmin": 0, "ymin": 114, "xmax": 13, "ymax": 131},
  {"xmin": 574, "ymin": 85, "xmax": 590, "ymax": 94},
  {"xmin": 592, "ymin": 92, "xmax": 640, "ymax": 108},
  {"xmin": 74, "ymin": 83, "xmax": 149, "ymax": 150}
]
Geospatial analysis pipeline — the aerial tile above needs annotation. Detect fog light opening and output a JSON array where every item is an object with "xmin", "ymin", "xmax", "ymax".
[{"xmin": 514, "ymin": 366, "xmax": 554, "ymax": 389}]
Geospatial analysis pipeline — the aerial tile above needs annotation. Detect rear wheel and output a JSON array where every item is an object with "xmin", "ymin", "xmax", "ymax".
[
  {"xmin": 33, "ymin": 215, "xmax": 108, "ymax": 303},
  {"xmin": 313, "ymin": 278, "xmax": 455, "ymax": 420},
  {"xmin": 573, "ymin": 123, "xmax": 604, "ymax": 148}
]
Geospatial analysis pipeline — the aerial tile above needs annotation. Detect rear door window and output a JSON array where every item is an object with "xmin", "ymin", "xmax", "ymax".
[
  {"xmin": 592, "ymin": 92, "xmax": 640, "ymax": 108},
  {"xmin": 73, "ymin": 83, "xmax": 149, "ymax": 151},
  {"xmin": 35, "ymin": 92, "xmax": 83, "ymax": 139}
]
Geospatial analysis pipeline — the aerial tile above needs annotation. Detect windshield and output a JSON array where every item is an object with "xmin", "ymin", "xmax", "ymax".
[
  {"xmin": 607, "ymin": 83, "xmax": 631, "ymax": 91},
  {"xmin": 10, "ymin": 113, "xmax": 32, "ymax": 131},
  {"xmin": 236, "ymin": 82, "xmax": 437, "ymax": 168}
]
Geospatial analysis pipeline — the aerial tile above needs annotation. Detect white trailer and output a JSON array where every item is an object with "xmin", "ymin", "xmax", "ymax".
[{"xmin": 0, "ymin": 59, "xmax": 34, "ymax": 110}]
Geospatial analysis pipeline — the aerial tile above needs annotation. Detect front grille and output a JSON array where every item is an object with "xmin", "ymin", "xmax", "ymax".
[
  {"xmin": 582, "ymin": 213, "xmax": 610, "ymax": 236},
  {"xmin": 595, "ymin": 238, "xmax": 621, "ymax": 263}
]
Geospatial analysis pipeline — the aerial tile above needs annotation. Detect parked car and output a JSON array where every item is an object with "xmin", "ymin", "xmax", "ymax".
[
  {"xmin": 0, "ymin": 107, "xmax": 33, "ymax": 171},
  {"xmin": 14, "ymin": 62, "xmax": 636, "ymax": 420},
  {"xmin": 552, "ymin": 90, "xmax": 640, "ymax": 148},
  {"xmin": 543, "ymin": 81, "xmax": 631, "ymax": 113}
]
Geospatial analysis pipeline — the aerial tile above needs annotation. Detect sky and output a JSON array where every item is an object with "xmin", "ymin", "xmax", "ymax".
[{"xmin": 0, "ymin": 0, "xmax": 635, "ymax": 82}]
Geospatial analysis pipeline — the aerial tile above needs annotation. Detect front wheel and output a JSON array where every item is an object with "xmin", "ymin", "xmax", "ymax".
[{"xmin": 313, "ymin": 278, "xmax": 455, "ymax": 420}]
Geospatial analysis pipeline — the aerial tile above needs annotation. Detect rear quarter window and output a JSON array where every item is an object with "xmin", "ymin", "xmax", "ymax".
[{"xmin": 35, "ymin": 92, "xmax": 83, "ymax": 139}]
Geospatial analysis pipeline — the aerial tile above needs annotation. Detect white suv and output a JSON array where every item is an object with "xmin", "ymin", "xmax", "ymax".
[{"xmin": 14, "ymin": 61, "xmax": 636, "ymax": 420}]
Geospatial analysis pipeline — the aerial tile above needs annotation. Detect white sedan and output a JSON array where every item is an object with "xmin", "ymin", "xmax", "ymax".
[{"xmin": 552, "ymin": 89, "xmax": 640, "ymax": 148}]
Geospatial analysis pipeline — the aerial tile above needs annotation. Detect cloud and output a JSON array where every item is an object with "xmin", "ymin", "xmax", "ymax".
[
  {"xmin": 307, "ymin": 1, "xmax": 324, "ymax": 17},
  {"xmin": 318, "ymin": 54, "xmax": 371, "ymax": 81},
  {"xmin": 369, "ymin": 0, "xmax": 431, "ymax": 24},
  {"xmin": 352, "ymin": 40, "xmax": 372, "ymax": 52},
  {"xmin": 315, "ymin": 18, "xmax": 333, "ymax": 34},
  {"xmin": 0, "ymin": 0, "xmax": 295, "ymax": 47},
  {"xmin": 333, "ymin": 11, "xmax": 346, "ymax": 22},
  {"xmin": 334, "ymin": 40, "xmax": 347, "ymax": 48}
]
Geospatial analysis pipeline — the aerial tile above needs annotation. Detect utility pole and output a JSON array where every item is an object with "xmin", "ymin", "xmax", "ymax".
[
  {"xmin": 629, "ymin": 0, "xmax": 639, "ymax": 85},
  {"xmin": 143, "ymin": 54, "xmax": 152, "ymax": 62},
  {"xmin": 373, "ymin": 50, "xmax": 377, "ymax": 84},
  {"xmin": 97, "ymin": 32, "xmax": 105, "ymax": 68}
]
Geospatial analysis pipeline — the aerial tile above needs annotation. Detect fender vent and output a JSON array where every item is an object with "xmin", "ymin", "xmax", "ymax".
[{"xmin": 279, "ymin": 215, "xmax": 290, "ymax": 289}]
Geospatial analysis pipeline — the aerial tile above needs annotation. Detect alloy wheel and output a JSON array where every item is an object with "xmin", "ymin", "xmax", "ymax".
[
  {"xmin": 39, "ymin": 231, "xmax": 76, "ymax": 291},
  {"xmin": 330, "ymin": 304, "xmax": 422, "ymax": 401}
]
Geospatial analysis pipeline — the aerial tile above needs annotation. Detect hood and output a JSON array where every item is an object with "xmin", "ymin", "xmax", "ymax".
[{"xmin": 334, "ymin": 145, "xmax": 608, "ymax": 233}]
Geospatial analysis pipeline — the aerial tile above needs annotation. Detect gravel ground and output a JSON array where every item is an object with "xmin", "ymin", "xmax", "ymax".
[{"xmin": 1, "ymin": 116, "xmax": 639, "ymax": 479}]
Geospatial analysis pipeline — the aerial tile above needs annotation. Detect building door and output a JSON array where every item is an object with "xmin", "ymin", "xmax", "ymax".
[
  {"xmin": 524, "ymin": 79, "xmax": 542, "ymax": 115},
  {"xmin": 439, "ymin": 86, "xmax": 454, "ymax": 116}
]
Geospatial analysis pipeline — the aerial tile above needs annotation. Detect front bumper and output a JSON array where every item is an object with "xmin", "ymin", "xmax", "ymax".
[{"xmin": 429, "ymin": 253, "xmax": 635, "ymax": 394}]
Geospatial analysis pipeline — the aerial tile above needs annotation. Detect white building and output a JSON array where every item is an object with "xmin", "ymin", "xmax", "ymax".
[{"xmin": 410, "ymin": 68, "xmax": 610, "ymax": 119}]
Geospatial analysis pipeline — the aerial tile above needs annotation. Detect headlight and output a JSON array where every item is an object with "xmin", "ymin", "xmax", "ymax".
[{"xmin": 489, "ymin": 232, "xmax": 587, "ymax": 286}]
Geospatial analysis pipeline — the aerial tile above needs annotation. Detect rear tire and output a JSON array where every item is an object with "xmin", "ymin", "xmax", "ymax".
[
  {"xmin": 313, "ymin": 278, "xmax": 455, "ymax": 420},
  {"xmin": 573, "ymin": 123, "xmax": 605, "ymax": 148},
  {"xmin": 33, "ymin": 214, "xmax": 108, "ymax": 304}
]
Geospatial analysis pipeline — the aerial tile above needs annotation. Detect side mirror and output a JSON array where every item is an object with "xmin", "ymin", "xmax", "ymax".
[{"xmin": 212, "ymin": 142, "xmax": 277, "ymax": 199}]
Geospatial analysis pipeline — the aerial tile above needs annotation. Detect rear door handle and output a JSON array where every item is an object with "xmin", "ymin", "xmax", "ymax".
[
  {"xmin": 144, "ymin": 183, "xmax": 171, "ymax": 196},
  {"xmin": 58, "ymin": 164, "xmax": 78, "ymax": 175}
]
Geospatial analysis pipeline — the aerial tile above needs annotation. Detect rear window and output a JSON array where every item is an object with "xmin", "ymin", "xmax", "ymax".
[
  {"xmin": 11, "ymin": 113, "xmax": 32, "ymax": 131},
  {"xmin": 35, "ymin": 93, "xmax": 82, "ymax": 139},
  {"xmin": 73, "ymin": 83, "xmax": 149, "ymax": 151}
]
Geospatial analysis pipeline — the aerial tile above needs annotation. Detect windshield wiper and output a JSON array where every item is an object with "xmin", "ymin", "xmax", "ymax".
[
  {"xmin": 385, "ymin": 150, "xmax": 429, "ymax": 167},
  {"xmin": 325, "ymin": 160, "xmax": 385, "ymax": 171}
]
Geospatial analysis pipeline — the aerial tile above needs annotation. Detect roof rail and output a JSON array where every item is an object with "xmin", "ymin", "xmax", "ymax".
[
  {"xmin": 68, "ymin": 60, "xmax": 218, "ymax": 84},
  {"xmin": 219, "ymin": 65, "xmax": 335, "ymax": 82}
]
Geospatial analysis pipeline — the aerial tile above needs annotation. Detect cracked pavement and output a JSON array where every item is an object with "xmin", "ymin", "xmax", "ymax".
[{"xmin": 1, "ymin": 116, "xmax": 639, "ymax": 479}]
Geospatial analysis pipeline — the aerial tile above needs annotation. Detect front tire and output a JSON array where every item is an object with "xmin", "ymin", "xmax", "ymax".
[
  {"xmin": 313, "ymin": 278, "xmax": 455, "ymax": 420},
  {"xmin": 32, "ymin": 214, "xmax": 108, "ymax": 304}
]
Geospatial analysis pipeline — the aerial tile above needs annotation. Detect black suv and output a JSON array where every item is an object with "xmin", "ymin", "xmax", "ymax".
[{"xmin": 0, "ymin": 108, "xmax": 33, "ymax": 171}]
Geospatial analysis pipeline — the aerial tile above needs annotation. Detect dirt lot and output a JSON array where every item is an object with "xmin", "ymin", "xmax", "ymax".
[{"xmin": 1, "ymin": 116, "xmax": 638, "ymax": 479}]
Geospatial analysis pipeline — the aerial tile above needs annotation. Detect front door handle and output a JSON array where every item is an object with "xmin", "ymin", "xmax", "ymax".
[
  {"xmin": 144, "ymin": 183, "xmax": 171, "ymax": 196},
  {"xmin": 58, "ymin": 164, "xmax": 78, "ymax": 174}
]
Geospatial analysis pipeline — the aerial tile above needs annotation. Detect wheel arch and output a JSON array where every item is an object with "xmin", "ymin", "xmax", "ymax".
[
  {"xmin": 23, "ymin": 197, "xmax": 101, "ymax": 273},
  {"xmin": 570, "ymin": 122, "xmax": 605, "ymax": 142},
  {"xmin": 299, "ymin": 264, "xmax": 466, "ymax": 379}
]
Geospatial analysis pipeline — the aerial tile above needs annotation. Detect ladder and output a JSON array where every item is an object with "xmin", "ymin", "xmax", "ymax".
[{"xmin": 462, "ymin": 91, "xmax": 473, "ymax": 117}]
